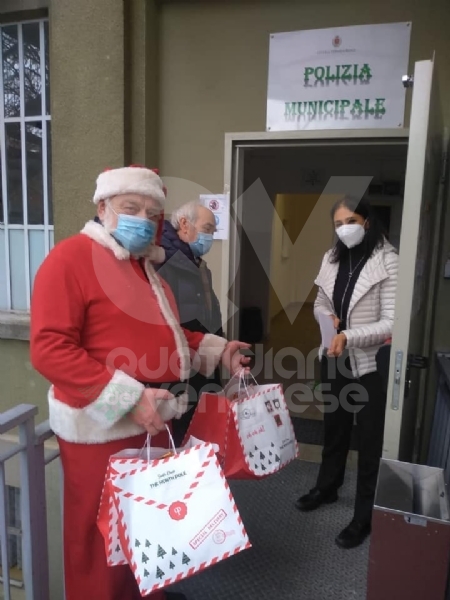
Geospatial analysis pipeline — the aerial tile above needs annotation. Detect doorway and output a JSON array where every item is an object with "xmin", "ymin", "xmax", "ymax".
[
  {"xmin": 232, "ymin": 141, "xmax": 407, "ymax": 443},
  {"xmin": 225, "ymin": 62, "xmax": 441, "ymax": 464}
]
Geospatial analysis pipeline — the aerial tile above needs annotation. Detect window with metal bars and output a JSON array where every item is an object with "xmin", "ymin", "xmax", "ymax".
[
  {"xmin": 0, "ymin": 18, "xmax": 53, "ymax": 311},
  {"xmin": 0, "ymin": 485, "xmax": 23, "ymax": 588}
]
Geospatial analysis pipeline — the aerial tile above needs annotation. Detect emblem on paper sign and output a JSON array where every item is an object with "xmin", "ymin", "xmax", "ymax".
[
  {"xmin": 274, "ymin": 414, "xmax": 282, "ymax": 428},
  {"xmin": 213, "ymin": 530, "xmax": 226, "ymax": 544},
  {"xmin": 332, "ymin": 35, "xmax": 342, "ymax": 48},
  {"xmin": 265, "ymin": 401, "xmax": 274, "ymax": 414},
  {"xmin": 242, "ymin": 408, "xmax": 255, "ymax": 420},
  {"xmin": 209, "ymin": 199, "xmax": 219, "ymax": 211},
  {"xmin": 169, "ymin": 501, "xmax": 188, "ymax": 521}
]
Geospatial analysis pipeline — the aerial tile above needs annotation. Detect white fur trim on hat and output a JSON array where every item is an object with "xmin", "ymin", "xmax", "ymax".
[{"xmin": 93, "ymin": 167, "xmax": 166, "ymax": 206}]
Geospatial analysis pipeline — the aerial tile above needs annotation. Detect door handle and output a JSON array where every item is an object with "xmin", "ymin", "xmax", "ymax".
[{"xmin": 391, "ymin": 350, "xmax": 403, "ymax": 411}]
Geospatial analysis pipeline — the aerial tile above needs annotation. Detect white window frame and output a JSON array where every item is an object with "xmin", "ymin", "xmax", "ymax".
[{"xmin": 0, "ymin": 17, "xmax": 53, "ymax": 313}]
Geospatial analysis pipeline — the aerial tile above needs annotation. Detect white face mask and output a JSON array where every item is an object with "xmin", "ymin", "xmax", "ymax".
[{"xmin": 336, "ymin": 223, "xmax": 366, "ymax": 249}]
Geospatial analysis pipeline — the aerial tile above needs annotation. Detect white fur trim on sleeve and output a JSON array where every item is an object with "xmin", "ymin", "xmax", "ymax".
[
  {"xmin": 196, "ymin": 334, "xmax": 227, "ymax": 377},
  {"xmin": 48, "ymin": 386, "xmax": 146, "ymax": 444},
  {"xmin": 84, "ymin": 370, "xmax": 145, "ymax": 428}
]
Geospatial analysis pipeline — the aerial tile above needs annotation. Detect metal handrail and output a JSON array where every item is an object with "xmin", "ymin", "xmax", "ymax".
[
  {"xmin": 0, "ymin": 404, "xmax": 60, "ymax": 600},
  {"xmin": 0, "ymin": 405, "xmax": 37, "ymax": 434}
]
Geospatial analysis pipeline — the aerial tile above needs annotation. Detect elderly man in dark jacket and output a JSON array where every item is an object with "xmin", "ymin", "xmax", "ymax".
[{"xmin": 157, "ymin": 201, "xmax": 224, "ymax": 444}]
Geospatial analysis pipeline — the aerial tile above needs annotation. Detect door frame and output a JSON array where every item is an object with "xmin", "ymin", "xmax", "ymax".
[
  {"xmin": 384, "ymin": 59, "xmax": 439, "ymax": 461},
  {"xmin": 222, "ymin": 128, "xmax": 409, "ymax": 341}
]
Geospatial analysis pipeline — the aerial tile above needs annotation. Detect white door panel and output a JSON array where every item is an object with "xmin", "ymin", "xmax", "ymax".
[{"xmin": 383, "ymin": 59, "xmax": 442, "ymax": 460}]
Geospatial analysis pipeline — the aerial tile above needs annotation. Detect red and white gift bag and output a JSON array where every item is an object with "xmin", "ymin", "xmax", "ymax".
[
  {"xmin": 98, "ymin": 435, "xmax": 251, "ymax": 596},
  {"xmin": 185, "ymin": 372, "xmax": 299, "ymax": 480}
]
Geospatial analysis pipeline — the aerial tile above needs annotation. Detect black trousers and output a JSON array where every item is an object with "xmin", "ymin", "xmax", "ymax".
[
  {"xmin": 316, "ymin": 354, "xmax": 387, "ymax": 524},
  {"xmin": 171, "ymin": 406, "xmax": 196, "ymax": 447},
  {"xmin": 171, "ymin": 367, "xmax": 223, "ymax": 447}
]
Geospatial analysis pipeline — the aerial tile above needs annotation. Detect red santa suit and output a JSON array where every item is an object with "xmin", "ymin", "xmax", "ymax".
[{"xmin": 30, "ymin": 167, "xmax": 227, "ymax": 600}]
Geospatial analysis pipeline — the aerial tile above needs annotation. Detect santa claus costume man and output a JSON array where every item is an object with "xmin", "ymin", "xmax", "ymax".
[{"xmin": 30, "ymin": 165, "xmax": 250, "ymax": 600}]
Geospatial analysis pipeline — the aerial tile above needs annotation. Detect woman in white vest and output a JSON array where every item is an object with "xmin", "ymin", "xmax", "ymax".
[{"xmin": 296, "ymin": 196, "xmax": 398, "ymax": 549}]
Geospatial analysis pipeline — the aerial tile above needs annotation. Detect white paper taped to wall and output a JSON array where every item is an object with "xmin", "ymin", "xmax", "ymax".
[
  {"xmin": 318, "ymin": 312, "xmax": 336, "ymax": 349},
  {"xmin": 199, "ymin": 194, "xmax": 230, "ymax": 240}
]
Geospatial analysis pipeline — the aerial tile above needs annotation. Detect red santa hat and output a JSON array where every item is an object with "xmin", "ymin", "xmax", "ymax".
[{"xmin": 93, "ymin": 165, "xmax": 166, "ymax": 206}]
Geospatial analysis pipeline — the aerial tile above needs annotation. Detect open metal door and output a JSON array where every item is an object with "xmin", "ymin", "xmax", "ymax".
[{"xmin": 383, "ymin": 58, "xmax": 444, "ymax": 461}]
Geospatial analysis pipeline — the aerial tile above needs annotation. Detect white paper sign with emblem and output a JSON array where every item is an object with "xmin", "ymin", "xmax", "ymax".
[
  {"xmin": 199, "ymin": 194, "xmax": 230, "ymax": 240},
  {"xmin": 98, "ymin": 437, "xmax": 251, "ymax": 596},
  {"xmin": 267, "ymin": 22, "xmax": 412, "ymax": 131}
]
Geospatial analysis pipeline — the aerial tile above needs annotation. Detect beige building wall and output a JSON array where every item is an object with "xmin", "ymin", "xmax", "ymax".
[
  {"xmin": 158, "ymin": 0, "xmax": 450, "ymax": 455},
  {"xmin": 158, "ymin": 0, "xmax": 450, "ymax": 308},
  {"xmin": 49, "ymin": 0, "xmax": 126, "ymax": 242},
  {"xmin": 0, "ymin": 340, "xmax": 49, "ymax": 416}
]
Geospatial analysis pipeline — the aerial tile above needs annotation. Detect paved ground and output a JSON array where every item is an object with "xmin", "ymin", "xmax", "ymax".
[{"xmin": 171, "ymin": 460, "xmax": 369, "ymax": 600}]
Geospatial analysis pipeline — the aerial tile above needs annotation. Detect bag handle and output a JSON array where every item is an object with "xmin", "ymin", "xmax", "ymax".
[
  {"xmin": 237, "ymin": 369, "xmax": 258, "ymax": 399},
  {"xmin": 141, "ymin": 424, "xmax": 178, "ymax": 463},
  {"xmin": 238, "ymin": 371, "xmax": 250, "ymax": 398},
  {"xmin": 245, "ymin": 371, "xmax": 258, "ymax": 387}
]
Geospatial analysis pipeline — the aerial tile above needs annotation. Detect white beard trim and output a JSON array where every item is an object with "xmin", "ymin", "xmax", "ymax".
[
  {"xmin": 81, "ymin": 220, "xmax": 130, "ymax": 260},
  {"xmin": 81, "ymin": 220, "xmax": 165, "ymax": 263},
  {"xmin": 143, "ymin": 259, "xmax": 192, "ymax": 381}
]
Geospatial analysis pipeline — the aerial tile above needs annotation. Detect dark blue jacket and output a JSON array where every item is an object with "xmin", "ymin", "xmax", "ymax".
[
  {"xmin": 157, "ymin": 221, "xmax": 224, "ymax": 337},
  {"xmin": 156, "ymin": 221, "xmax": 224, "ymax": 401}
]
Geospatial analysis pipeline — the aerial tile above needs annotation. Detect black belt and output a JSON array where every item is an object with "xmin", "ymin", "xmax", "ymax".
[{"xmin": 138, "ymin": 381, "xmax": 188, "ymax": 396}]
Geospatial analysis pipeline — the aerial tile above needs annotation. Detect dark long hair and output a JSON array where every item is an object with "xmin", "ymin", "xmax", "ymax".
[{"xmin": 330, "ymin": 196, "xmax": 386, "ymax": 264}]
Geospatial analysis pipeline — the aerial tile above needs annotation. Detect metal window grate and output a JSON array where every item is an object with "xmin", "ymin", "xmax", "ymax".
[
  {"xmin": 0, "ymin": 485, "xmax": 23, "ymax": 588},
  {"xmin": 0, "ymin": 18, "xmax": 53, "ymax": 311}
]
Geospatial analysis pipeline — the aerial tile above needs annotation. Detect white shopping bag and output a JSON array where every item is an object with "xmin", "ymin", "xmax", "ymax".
[
  {"xmin": 187, "ymin": 372, "xmax": 298, "ymax": 479},
  {"xmin": 98, "ymin": 435, "xmax": 211, "ymax": 566},
  {"xmin": 104, "ymin": 435, "xmax": 251, "ymax": 596},
  {"xmin": 98, "ymin": 459, "xmax": 130, "ymax": 565},
  {"xmin": 230, "ymin": 374, "xmax": 298, "ymax": 477}
]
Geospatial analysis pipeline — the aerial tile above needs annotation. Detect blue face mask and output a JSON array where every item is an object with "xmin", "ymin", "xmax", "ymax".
[
  {"xmin": 111, "ymin": 214, "xmax": 157, "ymax": 255},
  {"xmin": 189, "ymin": 232, "xmax": 214, "ymax": 257}
]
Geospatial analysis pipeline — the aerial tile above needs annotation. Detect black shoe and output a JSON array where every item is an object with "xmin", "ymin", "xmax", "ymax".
[
  {"xmin": 335, "ymin": 519, "xmax": 371, "ymax": 549},
  {"xmin": 295, "ymin": 488, "xmax": 338, "ymax": 511}
]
